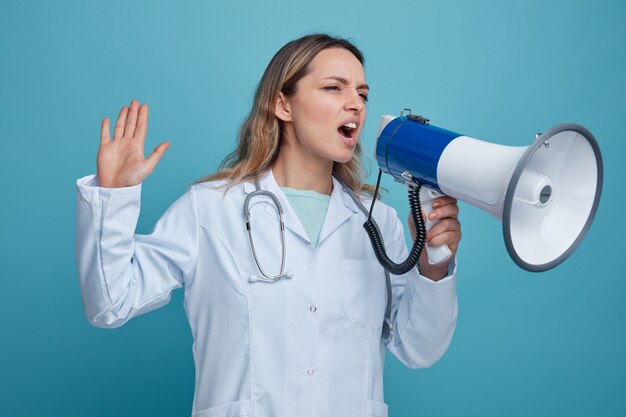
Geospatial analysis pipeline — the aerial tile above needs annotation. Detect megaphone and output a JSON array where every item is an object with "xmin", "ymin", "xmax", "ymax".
[{"xmin": 375, "ymin": 110, "xmax": 603, "ymax": 272}]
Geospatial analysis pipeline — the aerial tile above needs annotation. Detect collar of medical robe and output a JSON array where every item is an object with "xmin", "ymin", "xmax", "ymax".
[{"xmin": 242, "ymin": 170, "xmax": 361, "ymax": 247}]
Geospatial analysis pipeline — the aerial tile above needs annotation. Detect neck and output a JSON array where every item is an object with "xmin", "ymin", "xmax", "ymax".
[{"xmin": 272, "ymin": 141, "xmax": 334, "ymax": 195}]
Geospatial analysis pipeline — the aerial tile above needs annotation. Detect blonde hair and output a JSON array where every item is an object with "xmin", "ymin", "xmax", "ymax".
[{"xmin": 197, "ymin": 33, "xmax": 375, "ymax": 196}]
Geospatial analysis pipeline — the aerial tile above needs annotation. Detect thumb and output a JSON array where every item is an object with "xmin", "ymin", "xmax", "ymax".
[{"xmin": 144, "ymin": 141, "xmax": 171, "ymax": 175}]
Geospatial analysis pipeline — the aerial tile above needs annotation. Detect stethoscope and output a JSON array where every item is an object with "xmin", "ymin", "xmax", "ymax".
[{"xmin": 243, "ymin": 178, "xmax": 394, "ymax": 343}]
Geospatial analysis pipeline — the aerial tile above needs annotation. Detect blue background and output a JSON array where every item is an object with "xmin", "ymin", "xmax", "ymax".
[{"xmin": 1, "ymin": 0, "xmax": 624, "ymax": 416}]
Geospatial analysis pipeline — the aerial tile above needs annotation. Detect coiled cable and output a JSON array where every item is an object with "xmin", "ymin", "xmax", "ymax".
[{"xmin": 363, "ymin": 170, "xmax": 427, "ymax": 275}]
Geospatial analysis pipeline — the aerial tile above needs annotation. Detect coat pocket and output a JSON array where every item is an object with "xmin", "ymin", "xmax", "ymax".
[
  {"xmin": 193, "ymin": 399, "xmax": 252, "ymax": 417},
  {"xmin": 342, "ymin": 259, "xmax": 387, "ymax": 329}
]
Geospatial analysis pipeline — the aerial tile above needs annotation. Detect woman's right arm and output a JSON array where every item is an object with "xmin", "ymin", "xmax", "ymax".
[{"xmin": 76, "ymin": 100, "xmax": 196, "ymax": 328}]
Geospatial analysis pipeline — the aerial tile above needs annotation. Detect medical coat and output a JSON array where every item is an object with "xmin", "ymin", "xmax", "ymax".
[{"xmin": 76, "ymin": 170, "xmax": 458, "ymax": 417}]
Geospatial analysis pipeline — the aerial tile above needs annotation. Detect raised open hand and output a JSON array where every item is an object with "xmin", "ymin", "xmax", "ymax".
[{"xmin": 97, "ymin": 99, "xmax": 170, "ymax": 188}]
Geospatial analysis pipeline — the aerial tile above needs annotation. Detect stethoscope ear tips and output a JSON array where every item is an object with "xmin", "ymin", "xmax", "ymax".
[
  {"xmin": 285, "ymin": 271, "xmax": 294, "ymax": 279},
  {"xmin": 249, "ymin": 275, "xmax": 260, "ymax": 283}
]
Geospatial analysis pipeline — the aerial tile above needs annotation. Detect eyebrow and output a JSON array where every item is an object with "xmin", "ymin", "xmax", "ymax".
[{"xmin": 323, "ymin": 76, "xmax": 369, "ymax": 91}]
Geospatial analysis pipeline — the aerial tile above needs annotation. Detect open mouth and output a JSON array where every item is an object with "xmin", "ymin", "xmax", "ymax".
[{"xmin": 338, "ymin": 122, "xmax": 358, "ymax": 139}]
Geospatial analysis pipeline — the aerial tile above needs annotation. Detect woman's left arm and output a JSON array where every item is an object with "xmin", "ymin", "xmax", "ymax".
[{"xmin": 384, "ymin": 198, "xmax": 460, "ymax": 368}]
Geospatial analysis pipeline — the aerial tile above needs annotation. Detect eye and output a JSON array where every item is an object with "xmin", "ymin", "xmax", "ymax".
[
  {"xmin": 323, "ymin": 85, "xmax": 341, "ymax": 92},
  {"xmin": 359, "ymin": 92, "xmax": 369, "ymax": 102}
]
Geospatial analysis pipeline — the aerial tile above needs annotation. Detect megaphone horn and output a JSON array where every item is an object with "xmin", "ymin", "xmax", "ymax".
[{"xmin": 375, "ymin": 110, "xmax": 603, "ymax": 272}]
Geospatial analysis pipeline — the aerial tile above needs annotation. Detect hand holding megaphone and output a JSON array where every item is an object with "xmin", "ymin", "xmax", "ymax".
[
  {"xmin": 420, "ymin": 187, "xmax": 453, "ymax": 265},
  {"xmin": 407, "ymin": 187, "xmax": 461, "ymax": 276}
]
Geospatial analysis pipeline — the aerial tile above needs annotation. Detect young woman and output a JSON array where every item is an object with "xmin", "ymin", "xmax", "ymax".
[{"xmin": 76, "ymin": 34, "xmax": 461, "ymax": 417}]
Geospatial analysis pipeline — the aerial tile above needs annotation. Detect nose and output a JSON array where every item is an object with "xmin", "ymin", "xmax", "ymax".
[{"xmin": 345, "ymin": 90, "xmax": 365, "ymax": 113}]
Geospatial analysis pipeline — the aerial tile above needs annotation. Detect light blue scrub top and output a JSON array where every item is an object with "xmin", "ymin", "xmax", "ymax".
[{"xmin": 281, "ymin": 187, "xmax": 330, "ymax": 248}]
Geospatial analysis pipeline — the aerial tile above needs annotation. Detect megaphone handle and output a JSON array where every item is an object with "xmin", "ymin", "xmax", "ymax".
[{"xmin": 419, "ymin": 187, "xmax": 453, "ymax": 265}]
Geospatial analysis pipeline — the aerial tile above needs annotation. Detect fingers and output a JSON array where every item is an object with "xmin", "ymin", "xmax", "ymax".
[
  {"xmin": 112, "ymin": 100, "xmax": 147, "ymax": 141},
  {"xmin": 427, "ymin": 197, "xmax": 459, "ymax": 221},
  {"xmin": 432, "ymin": 196, "xmax": 457, "ymax": 208},
  {"xmin": 144, "ymin": 142, "xmax": 171, "ymax": 175},
  {"xmin": 425, "ymin": 196, "xmax": 462, "ymax": 247},
  {"xmin": 428, "ymin": 230, "xmax": 462, "ymax": 251},
  {"xmin": 428, "ymin": 203, "xmax": 459, "ymax": 221},
  {"xmin": 135, "ymin": 103, "xmax": 148, "ymax": 142},
  {"xmin": 123, "ymin": 99, "xmax": 140, "ymax": 138},
  {"xmin": 113, "ymin": 106, "xmax": 129, "ymax": 141},
  {"xmin": 100, "ymin": 117, "xmax": 111, "ymax": 145},
  {"xmin": 426, "ymin": 218, "xmax": 462, "ymax": 247}
]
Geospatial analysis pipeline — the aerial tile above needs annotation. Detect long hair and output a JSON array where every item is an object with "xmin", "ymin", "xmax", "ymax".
[{"xmin": 196, "ymin": 33, "xmax": 375, "ymax": 196}]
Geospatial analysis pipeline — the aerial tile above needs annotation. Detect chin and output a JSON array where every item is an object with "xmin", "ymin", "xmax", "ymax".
[{"xmin": 333, "ymin": 151, "xmax": 356, "ymax": 164}]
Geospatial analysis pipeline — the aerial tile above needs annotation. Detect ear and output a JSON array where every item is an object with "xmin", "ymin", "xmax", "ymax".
[{"xmin": 274, "ymin": 92, "xmax": 292, "ymax": 122}]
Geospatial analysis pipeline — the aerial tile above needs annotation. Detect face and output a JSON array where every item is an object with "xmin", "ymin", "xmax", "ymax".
[{"xmin": 275, "ymin": 47, "xmax": 368, "ymax": 166}]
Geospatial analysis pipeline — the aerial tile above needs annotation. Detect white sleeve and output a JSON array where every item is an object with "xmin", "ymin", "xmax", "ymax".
[
  {"xmin": 75, "ymin": 175, "xmax": 198, "ymax": 328},
  {"xmin": 384, "ymin": 212, "xmax": 458, "ymax": 369}
]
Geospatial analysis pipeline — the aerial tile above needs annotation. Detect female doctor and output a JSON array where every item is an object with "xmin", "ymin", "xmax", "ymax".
[{"xmin": 76, "ymin": 34, "xmax": 462, "ymax": 417}]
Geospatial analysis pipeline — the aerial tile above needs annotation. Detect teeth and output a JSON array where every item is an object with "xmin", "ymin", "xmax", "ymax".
[{"xmin": 344, "ymin": 122, "xmax": 357, "ymax": 129}]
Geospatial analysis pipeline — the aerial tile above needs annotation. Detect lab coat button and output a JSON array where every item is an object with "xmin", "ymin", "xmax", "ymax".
[
  {"xmin": 309, "ymin": 306, "xmax": 317, "ymax": 313},
  {"xmin": 306, "ymin": 368, "xmax": 315, "ymax": 376}
]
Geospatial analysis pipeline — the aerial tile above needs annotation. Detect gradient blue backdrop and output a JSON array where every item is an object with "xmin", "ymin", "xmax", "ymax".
[{"xmin": 1, "ymin": 1, "xmax": 624, "ymax": 416}]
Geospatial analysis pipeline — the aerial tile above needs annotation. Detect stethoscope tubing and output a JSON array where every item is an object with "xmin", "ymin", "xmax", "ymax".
[{"xmin": 244, "ymin": 184, "xmax": 289, "ymax": 282}]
